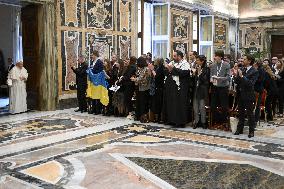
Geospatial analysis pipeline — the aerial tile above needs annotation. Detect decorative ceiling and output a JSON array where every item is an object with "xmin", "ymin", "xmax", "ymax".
[
  {"xmin": 0, "ymin": 0, "xmax": 53, "ymax": 6},
  {"xmin": 178, "ymin": 0, "xmax": 239, "ymax": 17}
]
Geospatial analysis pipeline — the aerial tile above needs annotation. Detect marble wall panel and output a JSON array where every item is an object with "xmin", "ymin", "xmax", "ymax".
[
  {"xmin": 172, "ymin": 14, "xmax": 189, "ymax": 38},
  {"xmin": 239, "ymin": 20, "xmax": 284, "ymax": 57},
  {"xmin": 57, "ymin": 0, "xmax": 136, "ymax": 96},
  {"xmin": 117, "ymin": 0, "xmax": 131, "ymax": 32},
  {"xmin": 240, "ymin": 25, "xmax": 264, "ymax": 54},
  {"xmin": 59, "ymin": 0, "xmax": 82, "ymax": 27},
  {"xmin": 86, "ymin": 33, "xmax": 114, "ymax": 61},
  {"xmin": 117, "ymin": 35, "xmax": 131, "ymax": 59},
  {"xmin": 170, "ymin": 7, "xmax": 192, "ymax": 57},
  {"xmin": 61, "ymin": 31, "xmax": 82, "ymax": 91},
  {"xmin": 86, "ymin": 0, "xmax": 113, "ymax": 29},
  {"xmin": 245, "ymin": 27, "xmax": 262, "ymax": 47},
  {"xmin": 173, "ymin": 42, "xmax": 188, "ymax": 57},
  {"xmin": 214, "ymin": 20, "xmax": 228, "ymax": 52}
]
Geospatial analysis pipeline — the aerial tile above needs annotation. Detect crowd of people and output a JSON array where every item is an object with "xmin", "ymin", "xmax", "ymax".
[{"xmin": 70, "ymin": 50, "xmax": 282, "ymax": 138}]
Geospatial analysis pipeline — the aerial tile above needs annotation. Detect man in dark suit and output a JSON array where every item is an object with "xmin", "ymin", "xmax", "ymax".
[
  {"xmin": 91, "ymin": 50, "xmax": 104, "ymax": 74},
  {"xmin": 71, "ymin": 55, "xmax": 88, "ymax": 113},
  {"xmin": 90, "ymin": 50, "xmax": 104, "ymax": 114},
  {"xmin": 233, "ymin": 54, "xmax": 259, "ymax": 138}
]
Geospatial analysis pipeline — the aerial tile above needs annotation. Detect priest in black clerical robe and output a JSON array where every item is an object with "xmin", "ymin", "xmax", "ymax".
[{"xmin": 162, "ymin": 50, "xmax": 191, "ymax": 127}]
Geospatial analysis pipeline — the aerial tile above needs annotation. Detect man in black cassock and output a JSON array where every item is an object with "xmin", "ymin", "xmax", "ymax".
[
  {"xmin": 71, "ymin": 55, "xmax": 88, "ymax": 113},
  {"xmin": 163, "ymin": 50, "xmax": 191, "ymax": 127}
]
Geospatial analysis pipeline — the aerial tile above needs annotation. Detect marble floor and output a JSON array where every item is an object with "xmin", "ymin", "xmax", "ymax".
[
  {"xmin": 0, "ymin": 109, "xmax": 284, "ymax": 189},
  {"xmin": 0, "ymin": 98, "xmax": 9, "ymax": 116}
]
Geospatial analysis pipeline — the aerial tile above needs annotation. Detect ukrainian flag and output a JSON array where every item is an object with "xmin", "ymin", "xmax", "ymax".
[{"xmin": 86, "ymin": 69, "xmax": 109, "ymax": 106}]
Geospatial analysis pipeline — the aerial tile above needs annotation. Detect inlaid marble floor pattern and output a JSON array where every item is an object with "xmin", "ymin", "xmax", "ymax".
[{"xmin": 0, "ymin": 109, "xmax": 284, "ymax": 189}]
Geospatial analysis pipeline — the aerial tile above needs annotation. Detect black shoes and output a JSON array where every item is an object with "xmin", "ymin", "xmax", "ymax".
[
  {"xmin": 75, "ymin": 109, "xmax": 87, "ymax": 113},
  {"xmin": 202, "ymin": 123, "xmax": 208, "ymax": 129},
  {"xmin": 234, "ymin": 130, "xmax": 243, "ymax": 135},
  {"xmin": 234, "ymin": 129, "xmax": 254, "ymax": 138},
  {"xmin": 248, "ymin": 131, "xmax": 254, "ymax": 138},
  {"xmin": 175, "ymin": 124, "xmax": 185, "ymax": 128},
  {"xmin": 193, "ymin": 123, "xmax": 207, "ymax": 129}
]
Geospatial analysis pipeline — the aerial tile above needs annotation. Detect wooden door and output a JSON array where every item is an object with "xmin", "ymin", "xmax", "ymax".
[
  {"xmin": 271, "ymin": 35, "xmax": 284, "ymax": 58},
  {"xmin": 21, "ymin": 4, "xmax": 40, "ymax": 110}
]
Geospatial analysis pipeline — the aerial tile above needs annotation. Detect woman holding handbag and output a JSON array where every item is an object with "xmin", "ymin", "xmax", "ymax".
[{"xmin": 192, "ymin": 55, "xmax": 210, "ymax": 129}]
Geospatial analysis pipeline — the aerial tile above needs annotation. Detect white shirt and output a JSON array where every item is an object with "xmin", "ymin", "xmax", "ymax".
[
  {"xmin": 246, "ymin": 66, "xmax": 252, "ymax": 72},
  {"xmin": 190, "ymin": 60, "xmax": 196, "ymax": 68},
  {"xmin": 165, "ymin": 59, "xmax": 190, "ymax": 90}
]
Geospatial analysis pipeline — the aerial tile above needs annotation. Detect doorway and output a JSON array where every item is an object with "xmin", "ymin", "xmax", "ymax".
[
  {"xmin": 271, "ymin": 35, "xmax": 284, "ymax": 58},
  {"xmin": 0, "ymin": 2, "xmax": 40, "ymax": 115},
  {"xmin": 21, "ymin": 4, "xmax": 40, "ymax": 110}
]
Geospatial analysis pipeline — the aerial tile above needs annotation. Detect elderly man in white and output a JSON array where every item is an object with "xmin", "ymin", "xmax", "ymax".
[{"xmin": 7, "ymin": 61, "xmax": 28, "ymax": 114}]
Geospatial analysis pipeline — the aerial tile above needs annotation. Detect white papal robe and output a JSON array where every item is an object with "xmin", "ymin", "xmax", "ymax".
[{"xmin": 8, "ymin": 66, "xmax": 28, "ymax": 114}]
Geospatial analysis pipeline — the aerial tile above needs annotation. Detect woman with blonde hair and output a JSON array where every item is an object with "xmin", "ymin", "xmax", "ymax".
[
  {"xmin": 275, "ymin": 60, "xmax": 284, "ymax": 117},
  {"xmin": 112, "ymin": 59, "xmax": 126, "ymax": 116},
  {"xmin": 263, "ymin": 63, "xmax": 278, "ymax": 121}
]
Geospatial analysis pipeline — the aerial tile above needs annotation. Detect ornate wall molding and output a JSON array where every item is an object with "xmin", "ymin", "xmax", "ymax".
[
  {"xmin": 170, "ymin": 7, "xmax": 193, "ymax": 57},
  {"xmin": 57, "ymin": 0, "xmax": 137, "ymax": 94},
  {"xmin": 214, "ymin": 17, "xmax": 229, "ymax": 53}
]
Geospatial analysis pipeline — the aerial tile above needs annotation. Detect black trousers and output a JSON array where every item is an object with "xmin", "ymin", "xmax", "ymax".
[
  {"xmin": 92, "ymin": 99, "xmax": 102, "ymax": 114},
  {"xmin": 266, "ymin": 93, "xmax": 276, "ymax": 120},
  {"xmin": 211, "ymin": 86, "xmax": 229, "ymax": 123},
  {"xmin": 254, "ymin": 91, "xmax": 263, "ymax": 123},
  {"xmin": 105, "ymin": 90, "xmax": 114, "ymax": 115},
  {"xmin": 77, "ymin": 87, "xmax": 87, "ymax": 111},
  {"xmin": 279, "ymin": 93, "xmax": 284, "ymax": 114},
  {"xmin": 135, "ymin": 90, "xmax": 149, "ymax": 119},
  {"xmin": 274, "ymin": 92, "xmax": 284, "ymax": 115},
  {"xmin": 124, "ymin": 88, "xmax": 135, "ymax": 114},
  {"xmin": 237, "ymin": 98, "xmax": 255, "ymax": 132}
]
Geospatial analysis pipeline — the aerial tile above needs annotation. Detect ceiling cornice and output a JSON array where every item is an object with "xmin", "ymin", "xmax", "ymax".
[{"xmin": 240, "ymin": 15, "xmax": 284, "ymax": 24}]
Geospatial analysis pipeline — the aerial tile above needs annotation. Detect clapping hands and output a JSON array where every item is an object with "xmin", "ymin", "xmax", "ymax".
[
  {"xmin": 238, "ymin": 69, "xmax": 243, "ymax": 77},
  {"xmin": 165, "ymin": 63, "xmax": 174, "ymax": 72},
  {"xmin": 130, "ymin": 76, "xmax": 136, "ymax": 82},
  {"xmin": 148, "ymin": 63, "xmax": 154, "ymax": 71}
]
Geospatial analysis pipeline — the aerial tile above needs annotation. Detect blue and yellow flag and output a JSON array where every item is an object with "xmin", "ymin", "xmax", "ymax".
[{"xmin": 86, "ymin": 69, "xmax": 109, "ymax": 106}]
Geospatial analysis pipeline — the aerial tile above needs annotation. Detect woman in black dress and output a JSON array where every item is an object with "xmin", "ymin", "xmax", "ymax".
[
  {"xmin": 263, "ymin": 64, "xmax": 278, "ymax": 121},
  {"xmin": 275, "ymin": 60, "xmax": 284, "ymax": 117},
  {"xmin": 192, "ymin": 55, "xmax": 210, "ymax": 129},
  {"xmin": 149, "ymin": 58, "xmax": 165, "ymax": 123},
  {"xmin": 118, "ymin": 56, "xmax": 137, "ymax": 117},
  {"xmin": 131, "ymin": 57, "xmax": 151, "ymax": 123},
  {"xmin": 112, "ymin": 59, "xmax": 126, "ymax": 116}
]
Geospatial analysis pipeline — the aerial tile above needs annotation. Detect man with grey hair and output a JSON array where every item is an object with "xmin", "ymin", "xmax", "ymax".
[{"xmin": 71, "ymin": 55, "xmax": 88, "ymax": 113}]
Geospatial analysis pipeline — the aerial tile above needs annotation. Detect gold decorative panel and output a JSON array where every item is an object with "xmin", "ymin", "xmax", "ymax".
[{"xmin": 56, "ymin": 0, "xmax": 136, "ymax": 94}]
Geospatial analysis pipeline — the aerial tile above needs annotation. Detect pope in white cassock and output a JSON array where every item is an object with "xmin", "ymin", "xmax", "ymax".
[{"xmin": 8, "ymin": 61, "xmax": 28, "ymax": 114}]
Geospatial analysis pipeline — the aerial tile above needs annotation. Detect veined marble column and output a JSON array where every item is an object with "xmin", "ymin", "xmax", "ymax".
[{"xmin": 37, "ymin": 2, "xmax": 58, "ymax": 111}]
